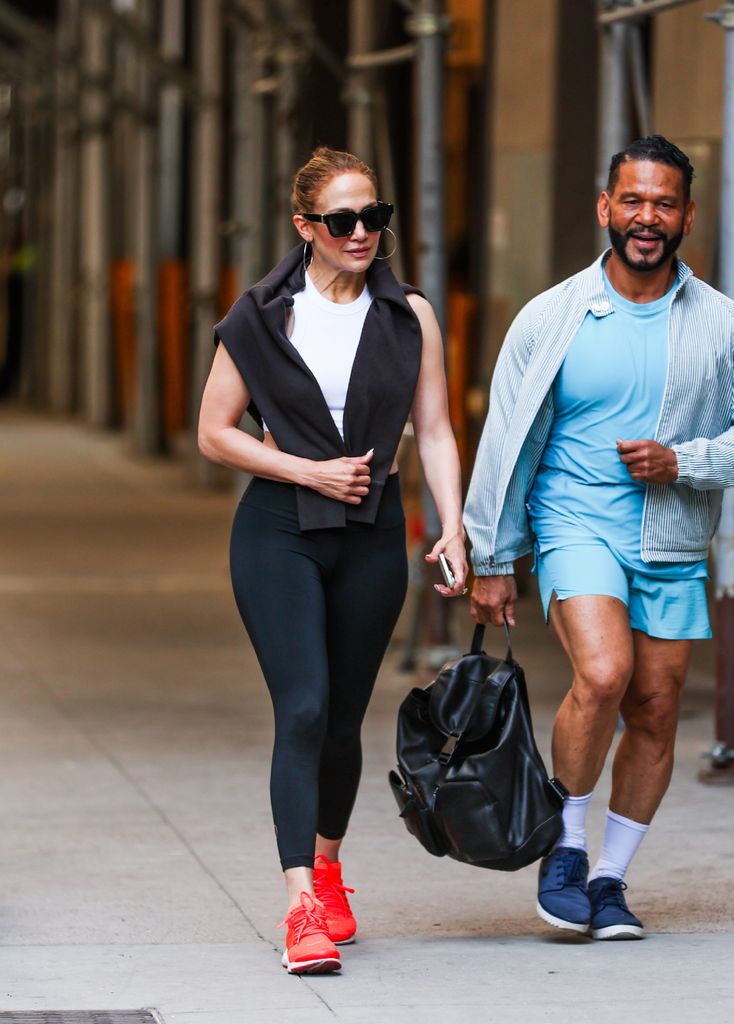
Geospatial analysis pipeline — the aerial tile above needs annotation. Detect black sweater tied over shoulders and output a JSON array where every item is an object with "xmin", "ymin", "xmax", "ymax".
[{"xmin": 214, "ymin": 244, "xmax": 424, "ymax": 531}]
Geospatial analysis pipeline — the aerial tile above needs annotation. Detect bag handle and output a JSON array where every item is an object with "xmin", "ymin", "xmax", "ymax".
[
  {"xmin": 470, "ymin": 615, "xmax": 536, "ymax": 726},
  {"xmin": 470, "ymin": 615, "xmax": 512, "ymax": 661}
]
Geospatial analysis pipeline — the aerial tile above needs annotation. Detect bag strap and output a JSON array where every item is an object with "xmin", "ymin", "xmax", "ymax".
[
  {"xmin": 470, "ymin": 616, "xmax": 536, "ymax": 725},
  {"xmin": 470, "ymin": 616, "xmax": 512, "ymax": 661}
]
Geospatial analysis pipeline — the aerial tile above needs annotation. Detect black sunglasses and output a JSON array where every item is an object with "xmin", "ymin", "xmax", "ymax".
[{"xmin": 301, "ymin": 201, "xmax": 393, "ymax": 238}]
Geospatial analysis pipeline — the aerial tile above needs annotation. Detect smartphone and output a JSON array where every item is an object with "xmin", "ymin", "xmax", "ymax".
[{"xmin": 438, "ymin": 553, "xmax": 456, "ymax": 589}]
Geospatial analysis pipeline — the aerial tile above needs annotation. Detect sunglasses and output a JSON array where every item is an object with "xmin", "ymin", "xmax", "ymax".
[{"xmin": 301, "ymin": 201, "xmax": 393, "ymax": 238}]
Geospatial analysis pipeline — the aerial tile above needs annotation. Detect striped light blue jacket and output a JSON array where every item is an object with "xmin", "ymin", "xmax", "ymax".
[{"xmin": 464, "ymin": 253, "xmax": 734, "ymax": 576}]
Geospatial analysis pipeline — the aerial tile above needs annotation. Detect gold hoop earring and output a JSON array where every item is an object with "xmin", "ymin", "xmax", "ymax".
[{"xmin": 374, "ymin": 227, "xmax": 397, "ymax": 261}]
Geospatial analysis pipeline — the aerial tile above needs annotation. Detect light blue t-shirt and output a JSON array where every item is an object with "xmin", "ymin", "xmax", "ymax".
[{"xmin": 527, "ymin": 265, "xmax": 707, "ymax": 579}]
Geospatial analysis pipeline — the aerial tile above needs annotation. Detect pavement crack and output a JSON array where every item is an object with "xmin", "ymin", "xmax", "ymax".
[{"xmin": 298, "ymin": 977, "xmax": 340, "ymax": 1016}]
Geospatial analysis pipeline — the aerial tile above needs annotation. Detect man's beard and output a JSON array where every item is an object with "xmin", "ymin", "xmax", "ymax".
[{"xmin": 608, "ymin": 224, "xmax": 683, "ymax": 272}]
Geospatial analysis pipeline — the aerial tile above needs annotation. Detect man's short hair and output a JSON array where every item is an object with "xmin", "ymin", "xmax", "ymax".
[{"xmin": 607, "ymin": 135, "xmax": 694, "ymax": 200}]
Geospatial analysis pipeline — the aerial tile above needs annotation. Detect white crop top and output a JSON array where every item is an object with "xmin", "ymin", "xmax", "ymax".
[{"xmin": 263, "ymin": 271, "xmax": 373, "ymax": 440}]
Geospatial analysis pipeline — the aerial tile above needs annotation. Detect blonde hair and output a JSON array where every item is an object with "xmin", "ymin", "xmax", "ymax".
[{"xmin": 291, "ymin": 146, "xmax": 378, "ymax": 213}]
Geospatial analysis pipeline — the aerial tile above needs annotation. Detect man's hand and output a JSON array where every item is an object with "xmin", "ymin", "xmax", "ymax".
[
  {"xmin": 471, "ymin": 575, "xmax": 517, "ymax": 627},
  {"xmin": 616, "ymin": 439, "xmax": 678, "ymax": 484}
]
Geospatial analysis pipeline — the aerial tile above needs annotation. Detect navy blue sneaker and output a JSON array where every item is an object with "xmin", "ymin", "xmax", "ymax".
[
  {"xmin": 588, "ymin": 877, "xmax": 644, "ymax": 940},
  {"xmin": 537, "ymin": 846, "xmax": 591, "ymax": 934}
]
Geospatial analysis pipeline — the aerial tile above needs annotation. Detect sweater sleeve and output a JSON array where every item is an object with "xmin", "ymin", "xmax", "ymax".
[{"xmin": 463, "ymin": 308, "xmax": 533, "ymax": 575}]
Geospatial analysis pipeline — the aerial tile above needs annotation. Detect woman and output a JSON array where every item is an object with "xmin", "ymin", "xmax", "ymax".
[{"xmin": 198, "ymin": 147, "xmax": 467, "ymax": 974}]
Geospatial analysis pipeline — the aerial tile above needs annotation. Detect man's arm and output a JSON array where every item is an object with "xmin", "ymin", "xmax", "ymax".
[
  {"xmin": 617, "ymin": 424, "xmax": 734, "ymax": 490},
  {"xmin": 470, "ymin": 574, "xmax": 517, "ymax": 627}
]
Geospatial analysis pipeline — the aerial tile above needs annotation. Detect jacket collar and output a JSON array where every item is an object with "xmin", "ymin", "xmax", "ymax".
[{"xmin": 582, "ymin": 249, "xmax": 693, "ymax": 319}]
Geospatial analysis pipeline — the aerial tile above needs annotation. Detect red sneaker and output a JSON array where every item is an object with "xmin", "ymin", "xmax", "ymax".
[
  {"xmin": 313, "ymin": 854, "xmax": 357, "ymax": 945},
  {"xmin": 278, "ymin": 892, "xmax": 341, "ymax": 974}
]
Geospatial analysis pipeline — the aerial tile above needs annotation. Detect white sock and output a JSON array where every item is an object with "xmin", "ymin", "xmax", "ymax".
[
  {"xmin": 590, "ymin": 809, "xmax": 650, "ymax": 882},
  {"xmin": 557, "ymin": 792, "xmax": 593, "ymax": 851}
]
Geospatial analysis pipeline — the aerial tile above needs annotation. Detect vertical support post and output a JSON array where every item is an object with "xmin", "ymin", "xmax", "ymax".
[
  {"xmin": 274, "ymin": 0, "xmax": 304, "ymax": 260},
  {"xmin": 701, "ymin": 1, "xmax": 734, "ymax": 783},
  {"xmin": 158, "ymin": 0, "xmax": 184, "ymax": 262},
  {"xmin": 347, "ymin": 0, "xmax": 374, "ymax": 164},
  {"xmin": 17, "ymin": 74, "xmax": 40, "ymax": 402},
  {"xmin": 475, "ymin": 0, "xmax": 495, "ymax": 384},
  {"xmin": 595, "ymin": 3, "xmax": 631, "ymax": 251},
  {"xmin": 407, "ymin": 0, "xmax": 448, "ymax": 335},
  {"xmin": 158, "ymin": 0, "xmax": 187, "ymax": 436},
  {"xmin": 79, "ymin": 5, "xmax": 113, "ymax": 427},
  {"xmin": 230, "ymin": 7, "xmax": 253, "ymax": 294},
  {"xmin": 406, "ymin": 0, "xmax": 453, "ymax": 662},
  {"xmin": 190, "ymin": 0, "xmax": 222, "ymax": 478},
  {"xmin": 49, "ymin": 0, "xmax": 80, "ymax": 413},
  {"xmin": 131, "ymin": 0, "xmax": 164, "ymax": 453}
]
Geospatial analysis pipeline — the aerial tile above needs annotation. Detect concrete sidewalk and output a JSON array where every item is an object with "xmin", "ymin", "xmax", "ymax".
[{"xmin": 0, "ymin": 408, "xmax": 732, "ymax": 1024}]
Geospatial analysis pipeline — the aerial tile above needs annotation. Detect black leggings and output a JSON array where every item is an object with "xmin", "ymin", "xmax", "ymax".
[{"xmin": 230, "ymin": 475, "xmax": 408, "ymax": 870}]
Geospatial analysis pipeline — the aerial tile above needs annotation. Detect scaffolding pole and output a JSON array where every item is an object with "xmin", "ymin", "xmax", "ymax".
[
  {"xmin": 274, "ymin": 0, "xmax": 304, "ymax": 260},
  {"xmin": 131, "ymin": 0, "xmax": 164, "ymax": 454},
  {"xmin": 406, "ymin": 0, "xmax": 453, "ymax": 662},
  {"xmin": 596, "ymin": 2, "xmax": 631, "ymax": 250},
  {"xmin": 191, "ymin": 0, "xmax": 222, "ymax": 478},
  {"xmin": 158, "ymin": 0, "xmax": 185, "ymax": 261},
  {"xmin": 79, "ymin": 5, "xmax": 113, "ymax": 427},
  {"xmin": 701, "ymin": 1, "xmax": 734, "ymax": 783},
  {"xmin": 48, "ymin": 0, "xmax": 80, "ymax": 413},
  {"xmin": 347, "ymin": 0, "xmax": 374, "ymax": 165}
]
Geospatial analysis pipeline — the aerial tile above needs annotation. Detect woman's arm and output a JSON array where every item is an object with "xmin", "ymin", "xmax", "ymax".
[
  {"xmin": 407, "ymin": 293, "xmax": 468, "ymax": 597},
  {"xmin": 197, "ymin": 343, "xmax": 373, "ymax": 504}
]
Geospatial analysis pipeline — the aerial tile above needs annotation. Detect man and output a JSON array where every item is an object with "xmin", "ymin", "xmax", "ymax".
[{"xmin": 464, "ymin": 135, "xmax": 734, "ymax": 940}]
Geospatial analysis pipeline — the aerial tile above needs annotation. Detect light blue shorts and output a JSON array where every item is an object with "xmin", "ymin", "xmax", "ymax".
[{"xmin": 535, "ymin": 543, "xmax": 711, "ymax": 640}]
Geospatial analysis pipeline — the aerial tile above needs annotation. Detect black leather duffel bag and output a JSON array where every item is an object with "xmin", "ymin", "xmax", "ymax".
[{"xmin": 389, "ymin": 622, "xmax": 567, "ymax": 871}]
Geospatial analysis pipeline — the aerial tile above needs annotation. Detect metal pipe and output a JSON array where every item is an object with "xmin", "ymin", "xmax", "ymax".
[
  {"xmin": 595, "ymin": 7, "xmax": 631, "ymax": 251},
  {"xmin": 131, "ymin": 0, "xmax": 164, "ymax": 454},
  {"xmin": 701, "ymin": 1, "xmax": 734, "ymax": 783},
  {"xmin": 48, "ymin": 0, "xmax": 80, "ymax": 414},
  {"xmin": 158, "ymin": 0, "xmax": 185, "ymax": 260},
  {"xmin": 598, "ymin": 0, "xmax": 698, "ymax": 24},
  {"xmin": 347, "ymin": 0, "xmax": 375, "ymax": 163},
  {"xmin": 79, "ymin": 5, "xmax": 113, "ymax": 427},
  {"xmin": 84, "ymin": 0, "xmax": 198, "ymax": 95},
  {"xmin": 407, "ymin": 0, "xmax": 451, "ymax": 653},
  {"xmin": 346, "ymin": 43, "xmax": 417, "ymax": 71},
  {"xmin": 191, "ymin": 0, "xmax": 223, "ymax": 478},
  {"xmin": 628, "ymin": 23, "xmax": 653, "ymax": 137},
  {"xmin": 274, "ymin": 0, "xmax": 304, "ymax": 260},
  {"xmin": 407, "ymin": 1, "xmax": 449, "ymax": 334}
]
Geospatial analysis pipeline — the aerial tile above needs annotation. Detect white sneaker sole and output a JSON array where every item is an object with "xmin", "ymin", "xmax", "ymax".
[
  {"xmin": 536, "ymin": 900, "xmax": 590, "ymax": 935},
  {"xmin": 592, "ymin": 923, "xmax": 644, "ymax": 940},
  {"xmin": 281, "ymin": 950, "xmax": 341, "ymax": 974},
  {"xmin": 333, "ymin": 934, "xmax": 356, "ymax": 946}
]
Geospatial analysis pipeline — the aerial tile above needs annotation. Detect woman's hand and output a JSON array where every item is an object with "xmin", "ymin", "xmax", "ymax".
[
  {"xmin": 304, "ymin": 449, "xmax": 374, "ymax": 503},
  {"xmin": 425, "ymin": 532, "xmax": 468, "ymax": 598}
]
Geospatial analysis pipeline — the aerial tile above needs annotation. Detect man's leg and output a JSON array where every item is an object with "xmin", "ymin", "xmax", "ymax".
[
  {"xmin": 611, "ymin": 631, "xmax": 691, "ymax": 823},
  {"xmin": 537, "ymin": 594, "xmax": 634, "ymax": 933},
  {"xmin": 549, "ymin": 594, "xmax": 635, "ymax": 795},
  {"xmin": 583, "ymin": 632, "xmax": 691, "ymax": 939}
]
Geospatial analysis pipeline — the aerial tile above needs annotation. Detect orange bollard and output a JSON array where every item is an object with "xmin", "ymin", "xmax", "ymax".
[
  {"xmin": 157, "ymin": 259, "xmax": 189, "ymax": 435},
  {"xmin": 110, "ymin": 258, "xmax": 136, "ymax": 424}
]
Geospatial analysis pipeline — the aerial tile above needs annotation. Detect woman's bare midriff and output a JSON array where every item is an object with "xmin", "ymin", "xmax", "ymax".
[{"xmin": 262, "ymin": 430, "xmax": 399, "ymax": 474}]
